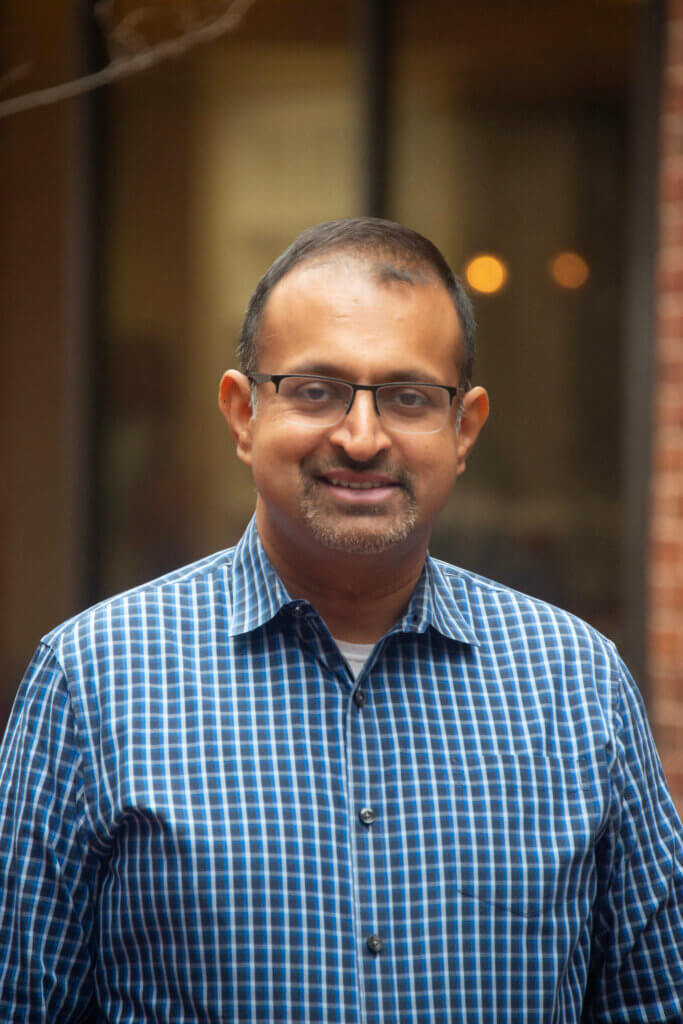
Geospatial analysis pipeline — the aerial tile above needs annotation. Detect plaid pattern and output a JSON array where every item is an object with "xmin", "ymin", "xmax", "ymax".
[{"xmin": 1, "ymin": 515, "xmax": 682, "ymax": 1022}]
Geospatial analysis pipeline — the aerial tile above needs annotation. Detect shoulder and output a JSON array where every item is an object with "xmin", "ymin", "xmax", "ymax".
[
  {"xmin": 428, "ymin": 554, "xmax": 622, "ymax": 673},
  {"xmin": 42, "ymin": 546, "xmax": 237, "ymax": 661},
  {"xmin": 427, "ymin": 557, "xmax": 635, "ymax": 759}
]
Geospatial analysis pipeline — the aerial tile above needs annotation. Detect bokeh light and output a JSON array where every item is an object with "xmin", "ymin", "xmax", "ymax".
[
  {"xmin": 464, "ymin": 254, "xmax": 508, "ymax": 294},
  {"xmin": 549, "ymin": 251, "xmax": 590, "ymax": 289}
]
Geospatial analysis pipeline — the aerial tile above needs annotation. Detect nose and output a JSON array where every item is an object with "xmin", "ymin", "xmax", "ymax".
[{"xmin": 327, "ymin": 389, "xmax": 392, "ymax": 461}]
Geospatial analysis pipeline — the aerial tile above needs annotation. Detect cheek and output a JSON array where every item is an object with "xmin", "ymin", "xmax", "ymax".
[
  {"xmin": 250, "ymin": 421, "xmax": 321, "ymax": 476},
  {"xmin": 406, "ymin": 437, "xmax": 459, "ymax": 478}
]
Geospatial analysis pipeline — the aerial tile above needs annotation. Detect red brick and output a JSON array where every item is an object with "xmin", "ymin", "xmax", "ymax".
[
  {"xmin": 656, "ymin": 337, "xmax": 683, "ymax": 366},
  {"xmin": 651, "ymin": 489, "xmax": 682, "ymax": 508},
  {"xmin": 650, "ymin": 534, "xmax": 683, "ymax": 565},
  {"xmin": 658, "ymin": 762, "xmax": 683, "ymax": 810},
  {"xmin": 657, "ymin": 260, "xmax": 683, "ymax": 292},
  {"xmin": 662, "ymin": 88, "xmax": 683, "ymax": 119},
  {"xmin": 654, "ymin": 443, "xmax": 683, "ymax": 473},
  {"xmin": 659, "ymin": 218, "xmax": 683, "ymax": 249},
  {"xmin": 653, "ymin": 719, "xmax": 683, "ymax": 759},
  {"xmin": 657, "ymin": 300, "xmax": 683, "ymax": 334},
  {"xmin": 660, "ymin": 112, "xmax": 683, "ymax": 151},
  {"xmin": 650, "ymin": 6, "xmax": 683, "ymax": 799},
  {"xmin": 651, "ymin": 481, "xmax": 683, "ymax": 505},
  {"xmin": 657, "ymin": 239, "xmax": 683, "ymax": 266},
  {"xmin": 653, "ymin": 375, "xmax": 683, "ymax": 401},
  {"xmin": 652, "ymin": 585, "xmax": 683, "ymax": 611},
  {"xmin": 659, "ymin": 293, "xmax": 683, "ymax": 320},
  {"xmin": 651, "ymin": 492, "xmax": 683, "ymax": 529},
  {"xmin": 654, "ymin": 396, "xmax": 683, "ymax": 428},
  {"xmin": 649, "ymin": 670, "xmax": 683, "ymax": 704},
  {"xmin": 657, "ymin": 360, "xmax": 683, "ymax": 382},
  {"xmin": 649, "ymin": 628, "xmax": 683, "ymax": 667}
]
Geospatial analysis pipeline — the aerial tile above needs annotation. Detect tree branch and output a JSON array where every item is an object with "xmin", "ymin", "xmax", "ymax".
[{"xmin": 0, "ymin": 0, "xmax": 257, "ymax": 120}]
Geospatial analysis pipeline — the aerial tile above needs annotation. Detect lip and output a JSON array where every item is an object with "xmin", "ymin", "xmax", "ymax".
[
  {"xmin": 321, "ymin": 470, "xmax": 398, "ymax": 487},
  {"xmin": 317, "ymin": 470, "xmax": 400, "ymax": 504}
]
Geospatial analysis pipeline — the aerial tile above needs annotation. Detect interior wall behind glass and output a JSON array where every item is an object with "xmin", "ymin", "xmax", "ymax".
[
  {"xmin": 186, "ymin": 41, "xmax": 359, "ymax": 557},
  {"xmin": 102, "ymin": 25, "xmax": 359, "ymax": 594},
  {"xmin": 391, "ymin": 18, "xmax": 633, "ymax": 646}
]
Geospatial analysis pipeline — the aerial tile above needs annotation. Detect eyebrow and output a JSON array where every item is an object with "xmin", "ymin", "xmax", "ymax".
[{"xmin": 279, "ymin": 362, "xmax": 453, "ymax": 387}]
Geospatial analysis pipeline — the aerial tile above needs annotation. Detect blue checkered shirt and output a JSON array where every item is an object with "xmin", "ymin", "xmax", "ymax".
[{"xmin": 1, "ymin": 516, "xmax": 682, "ymax": 1022}]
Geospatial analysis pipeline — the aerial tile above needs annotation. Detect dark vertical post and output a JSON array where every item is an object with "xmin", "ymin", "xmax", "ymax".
[
  {"xmin": 622, "ymin": 0, "xmax": 664, "ymax": 693},
  {"xmin": 358, "ymin": 0, "xmax": 394, "ymax": 218},
  {"xmin": 67, "ymin": 0, "xmax": 109, "ymax": 607}
]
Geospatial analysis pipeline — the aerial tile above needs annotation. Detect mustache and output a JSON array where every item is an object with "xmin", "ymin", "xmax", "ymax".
[{"xmin": 303, "ymin": 454, "xmax": 413, "ymax": 488}]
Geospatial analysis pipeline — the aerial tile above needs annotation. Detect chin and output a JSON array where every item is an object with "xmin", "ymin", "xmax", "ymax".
[{"xmin": 301, "ymin": 508, "xmax": 419, "ymax": 555}]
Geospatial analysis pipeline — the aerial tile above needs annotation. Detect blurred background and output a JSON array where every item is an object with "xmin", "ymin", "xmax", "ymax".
[{"xmin": 3, "ymin": 0, "xmax": 682, "ymax": 804}]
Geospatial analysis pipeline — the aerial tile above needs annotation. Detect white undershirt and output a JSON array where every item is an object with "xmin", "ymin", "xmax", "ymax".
[{"xmin": 334, "ymin": 638, "xmax": 375, "ymax": 680}]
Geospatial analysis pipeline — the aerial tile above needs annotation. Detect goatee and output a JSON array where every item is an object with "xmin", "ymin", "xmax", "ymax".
[{"xmin": 298, "ymin": 459, "xmax": 418, "ymax": 554}]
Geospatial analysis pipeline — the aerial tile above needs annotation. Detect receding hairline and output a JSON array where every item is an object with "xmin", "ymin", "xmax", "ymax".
[
  {"xmin": 255, "ymin": 249, "xmax": 459, "ymax": 344},
  {"xmin": 271, "ymin": 247, "xmax": 441, "ymax": 288}
]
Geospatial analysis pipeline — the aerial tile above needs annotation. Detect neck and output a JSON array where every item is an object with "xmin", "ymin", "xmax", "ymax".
[{"xmin": 255, "ymin": 508, "xmax": 428, "ymax": 643}]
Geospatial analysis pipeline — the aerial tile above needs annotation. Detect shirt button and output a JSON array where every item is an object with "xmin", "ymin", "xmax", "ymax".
[
  {"xmin": 354, "ymin": 689, "xmax": 366, "ymax": 708},
  {"xmin": 366, "ymin": 934, "xmax": 382, "ymax": 955},
  {"xmin": 359, "ymin": 807, "xmax": 375, "ymax": 826}
]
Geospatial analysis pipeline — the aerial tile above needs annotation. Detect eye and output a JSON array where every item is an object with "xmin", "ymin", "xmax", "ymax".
[
  {"xmin": 295, "ymin": 381, "xmax": 336, "ymax": 403},
  {"xmin": 282, "ymin": 377, "xmax": 346, "ymax": 405},
  {"xmin": 383, "ymin": 385, "xmax": 437, "ymax": 411},
  {"xmin": 396, "ymin": 389, "xmax": 428, "ymax": 407}
]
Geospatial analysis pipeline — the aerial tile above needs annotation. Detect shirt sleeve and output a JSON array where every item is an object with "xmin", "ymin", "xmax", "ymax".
[
  {"xmin": 585, "ymin": 659, "xmax": 683, "ymax": 1022},
  {"xmin": 0, "ymin": 643, "xmax": 99, "ymax": 1022}
]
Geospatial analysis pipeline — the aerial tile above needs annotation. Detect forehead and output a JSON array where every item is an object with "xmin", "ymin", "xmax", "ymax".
[{"xmin": 258, "ymin": 257, "xmax": 463, "ymax": 379}]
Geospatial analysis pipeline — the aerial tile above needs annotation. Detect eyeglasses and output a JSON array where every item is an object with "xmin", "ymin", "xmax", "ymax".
[{"xmin": 248, "ymin": 373, "xmax": 464, "ymax": 434}]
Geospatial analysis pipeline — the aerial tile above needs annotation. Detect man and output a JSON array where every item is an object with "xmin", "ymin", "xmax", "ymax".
[{"xmin": 1, "ymin": 217, "xmax": 681, "ymax": 1022}]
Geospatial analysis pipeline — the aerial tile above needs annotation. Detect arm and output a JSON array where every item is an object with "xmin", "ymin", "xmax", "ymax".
[
  {"xmin": 0, "ymin": 643, "xmax": 100, "ymax": 1021},
  {"xmin": 584, "ymin": 660, "xmax": 683, "ymax": 1022}
]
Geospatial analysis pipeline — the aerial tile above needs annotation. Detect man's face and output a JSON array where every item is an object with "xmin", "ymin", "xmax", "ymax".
[{"xmin": 223, "ymin": 258, "xmax": 487, "ymax": 565}]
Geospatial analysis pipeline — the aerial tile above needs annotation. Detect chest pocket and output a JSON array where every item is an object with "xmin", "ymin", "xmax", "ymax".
[{"xmin": 448, "ymin": 748, "xmax": 606, "ymax": 919}]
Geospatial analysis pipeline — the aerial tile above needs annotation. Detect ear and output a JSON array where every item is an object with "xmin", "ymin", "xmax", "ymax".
[
  {"xmin": 218, "ymin": 370, "xmax": 255, "ymax": 466},
  {"xmin": 456, "ymin": 386, "xmax": 489, "ymax": 477}
]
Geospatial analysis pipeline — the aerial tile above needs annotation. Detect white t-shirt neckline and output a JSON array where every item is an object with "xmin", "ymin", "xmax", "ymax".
[{"xmin": 334, "ymin": 637, "xmax": 375, "ymax": 680}]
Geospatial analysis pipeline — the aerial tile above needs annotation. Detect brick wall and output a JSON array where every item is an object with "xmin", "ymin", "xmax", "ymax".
[{"xmin": 651, "ymin": 0, "xmax": 683, "ymax": 812}]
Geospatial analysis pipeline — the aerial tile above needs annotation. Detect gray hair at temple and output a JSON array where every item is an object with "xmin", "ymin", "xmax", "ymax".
[{"xmin": 237, "ymin": 217, "xmax": 477, "ymax": 389}]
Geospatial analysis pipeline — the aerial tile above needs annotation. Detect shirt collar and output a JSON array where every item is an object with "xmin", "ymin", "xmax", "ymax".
[
  {"xmin": 225, "ymin": 516, "xmax": 293, "ymax": 636},
  {"xmin": 225, "ymin": 515, "xmax": 479, "ymax": 647},
  {"xmin": 394, "ymin": 555, "xmax": 479, "ymax": 647}
]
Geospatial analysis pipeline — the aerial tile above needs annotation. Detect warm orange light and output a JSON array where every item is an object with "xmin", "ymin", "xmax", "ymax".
[
  {"xmin": 549, "ymin": 251, "xmax": 589, "ymax": 290},
  {"xmin": 464, "ymin": 254, "xmax": 508, "ymax": 294}
]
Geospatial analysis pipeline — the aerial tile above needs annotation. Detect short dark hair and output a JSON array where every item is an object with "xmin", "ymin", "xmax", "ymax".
[{"xmin": 237, "ymin": 217, "xmax": 476, "ymax": 386}]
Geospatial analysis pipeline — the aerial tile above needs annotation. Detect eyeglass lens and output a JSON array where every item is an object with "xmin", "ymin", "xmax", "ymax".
[{"xmin": 276, "ymin": 376, "xmax": 452, "ymax": 434}]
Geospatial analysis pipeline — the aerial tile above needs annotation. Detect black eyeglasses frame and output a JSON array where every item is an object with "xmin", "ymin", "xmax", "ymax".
[{"xmin": 247, "ymin": 372, "xmax": 465, "ymax": 421}]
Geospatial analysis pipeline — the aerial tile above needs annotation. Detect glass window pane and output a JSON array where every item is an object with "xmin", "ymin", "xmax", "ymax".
[
  {"xmin": 391, "ymin": 1, "xmax": 637, "ymax": 646},
  {"xmin": 101, "ymin": 4, "xmax": 359, "ymax": 591}
]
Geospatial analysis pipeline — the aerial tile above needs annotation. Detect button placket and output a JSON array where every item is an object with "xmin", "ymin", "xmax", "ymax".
[
  {"xmin": 292, "ymin": 608, "xmax": 351, "ymax": 685},
  {"xmin": 345, "ymin": 675, "xmax": 391, "ymax": 1011}
]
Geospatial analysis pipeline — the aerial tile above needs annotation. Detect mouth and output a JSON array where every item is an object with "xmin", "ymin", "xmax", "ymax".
[{"xmin": 316, "ymin": 470, "xmax": 402, "ymax": 504}]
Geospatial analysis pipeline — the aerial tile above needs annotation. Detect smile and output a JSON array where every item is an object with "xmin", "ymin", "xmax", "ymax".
[
  {"xmin": 328, "ymin": 479, "xmax": 396, "ymax": 490},
  {"xmin": 317, "ymin": 475, "xmax": 401, "ymax": 506}
]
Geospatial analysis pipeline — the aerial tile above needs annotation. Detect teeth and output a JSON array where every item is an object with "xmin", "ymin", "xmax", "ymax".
[{"xmin": 331, "ymin": 480, "xmax": 387, "ymax": 490}]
